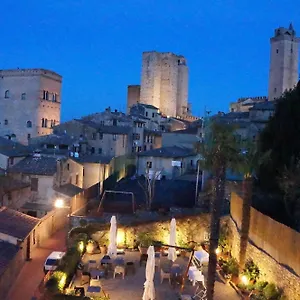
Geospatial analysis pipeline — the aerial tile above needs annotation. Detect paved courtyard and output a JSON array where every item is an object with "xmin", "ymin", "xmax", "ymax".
[{"xmin": 72, "ymin": 250, "xmax": 240, "ymax": 300}]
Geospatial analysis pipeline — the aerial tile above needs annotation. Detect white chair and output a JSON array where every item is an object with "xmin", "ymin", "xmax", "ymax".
[
  {"xmin": 160, "ymin": 268, "xmax": 171, "ymax": 284},
  {"xmin": 114, "ymin": 265, "xmax": 125, "ymax": 279}
]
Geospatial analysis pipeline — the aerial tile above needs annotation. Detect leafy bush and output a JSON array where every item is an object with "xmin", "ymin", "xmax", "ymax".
[
  {"xmin": 263, "ymin": 283, "xmax": 281, "ymax": 299},
  {"xmin": 243, "ymin": 259, "xmax": 260, "ymax": 281},
  {"xmin": 255, "ymin": 281, "xmax": 269, "ymax": 292},
  {"xmin": 218, "ymin": 224, "xmax": 231, "ymax": 254},
  {"xmin": 221, "ymin": 257, "xmax": 239, "ymax": 277},
  {"xmin": 237, "ymin": 283, "xmax": 255, "ymax": 291},
  {"xmin": 136, "ymin": 231, "xmax": 154, "ymax": 247}
]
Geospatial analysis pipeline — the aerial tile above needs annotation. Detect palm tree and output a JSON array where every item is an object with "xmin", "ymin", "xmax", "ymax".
[
  {"xmin": 238, "ymin": 141, "xmax": 271, "ymax": 268},
  {"xmin": 198, "ymin": 121, "xmax": 241, "ymax": 300}
]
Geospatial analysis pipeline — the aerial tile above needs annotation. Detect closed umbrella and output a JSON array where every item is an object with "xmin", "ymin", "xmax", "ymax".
[
  {"xmin": 107, "ymin": 216, "xmax": 117, "ymax": 256},
  {"xmin": 168, "ymin": 218, "xmax": 177, "ymax": 262},
  {"xmin": 142, "ymin": 246, "xmax": 155, "ymax": 300}
]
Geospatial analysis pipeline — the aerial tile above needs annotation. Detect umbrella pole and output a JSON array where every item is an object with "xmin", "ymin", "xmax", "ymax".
[{"xmin": 180, "ymin": 249, "xmax": 194, "ymax": 293}]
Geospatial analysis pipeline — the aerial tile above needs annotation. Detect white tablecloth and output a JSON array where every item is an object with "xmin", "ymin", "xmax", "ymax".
[
  {"xmin": 194, "ymin": 250, "xmax": 209, "ymax": 264},
  {"xmin": 188, "ymin": 269, "xmax": 204, "ymax": 286}
]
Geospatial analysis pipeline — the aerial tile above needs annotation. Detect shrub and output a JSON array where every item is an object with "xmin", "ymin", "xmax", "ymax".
[
  {"xmin": 263, "ymin": 283, "xmax": 281, "ymax": 299},
  {"xmin": 243, "ymin": 259, "xmax": 260, "ymax": 281},
  {"xmin": 221, "ymin": 257, "xmax": 239, "ymax": 277},
  {"xmin": 136, "ymin": 231, "xmax": 154, "ymax": 247},
  {"xmin": 255, "ymin": 281, "xmax": 269, "ymax": 292}
]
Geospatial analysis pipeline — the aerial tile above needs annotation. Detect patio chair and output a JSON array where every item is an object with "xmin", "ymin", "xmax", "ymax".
[
  {"xmin": 155, "ymin": 252, "xmax": 161, "ymax": 268},
  {"xmin": 193, "ymin": 282, "xmax": 207, "ymax": 300},
  {"xmin": 114, "ymin": 265, "xmax": 125, "ymax": 279},
  {"xmin": 88, "ymin": 260, "xmax": 97, "ymax": 272},
  {"xmin": 160, "ymin": 268, "xmax": 171, "ymax": 284}
]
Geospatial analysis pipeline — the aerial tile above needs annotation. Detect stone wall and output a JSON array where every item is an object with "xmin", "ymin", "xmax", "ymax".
[
  {"xmin": 88, "ymin": 213, "xmax": 228, "ymax": 249},
  {"xmin": 229, "ymin": 217, "xmax": 300, "ymax": 300}
]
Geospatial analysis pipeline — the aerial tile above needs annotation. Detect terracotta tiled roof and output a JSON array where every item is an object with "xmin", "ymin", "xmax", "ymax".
[
  {"xmin": 0, "ymin": 241, "xmax": 19, "ymax": 276},
  {"xmin": 0, "ymin": 207, "xmax": 39, "ymax": 240}
]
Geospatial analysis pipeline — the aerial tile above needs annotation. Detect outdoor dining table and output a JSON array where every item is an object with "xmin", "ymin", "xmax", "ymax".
[
  {"xmin": 90, "ymin": 269, "xmax": 105, "ymax": 280},
  {"xmin": 86, "ymin": 286, "xmax": 101, "ymax": 297}
]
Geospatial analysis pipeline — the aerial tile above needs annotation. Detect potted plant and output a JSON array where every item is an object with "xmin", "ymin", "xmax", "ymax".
[
  {"xmin": 243, "ymin": 259, "xmax": 260, "ymax": 284},
  {"xmin": 86, "ymin": 239, "xmax": 96, "ymax": 254},
  {"xmin": 221, "ymin": 257, "xmax": 239, "ymax": 283},
  {"xmin": 137, "ymin": 232, "xmax": 153, "ymax": 254}
]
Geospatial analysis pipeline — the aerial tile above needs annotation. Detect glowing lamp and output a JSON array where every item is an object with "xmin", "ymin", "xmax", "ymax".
[
  {"xmin": 241, "ymin": 275, "xmax": 249, "ymax": 285},
  {"xmin": 215, "ymin": 247, "xmax": 221, "ymax": 255},
  {"xmin": 54, "ymin": 199, "xmax": 64, "ymax": 208},
  {"xmin": 117, "ymin": 229, "xmax": 125, "ymax": 246},
  {"xmin": 78, "ymin": 241, "xmax": 84, "ymax": 253}
]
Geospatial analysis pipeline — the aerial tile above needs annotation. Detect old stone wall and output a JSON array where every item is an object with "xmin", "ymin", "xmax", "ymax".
[{"xmin": 229, "ymin": 217, "xmax": 300, "ymax": 300}]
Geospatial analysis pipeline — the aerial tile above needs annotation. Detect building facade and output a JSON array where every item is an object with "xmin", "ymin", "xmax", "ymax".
[
  {"xmin": 0, "ymin": 69, "xmax": 62, "ymax": 144},
  {"xmin": 127, "ymin": 85, "xmax": 141, "ymax": 113},
  {"xmin": 268, "ymin": 24, "xmax": 299, "ymax": 101},
  {"xmin": 140, "ymin": 51, "xmax": 189, "ymax": 118}
]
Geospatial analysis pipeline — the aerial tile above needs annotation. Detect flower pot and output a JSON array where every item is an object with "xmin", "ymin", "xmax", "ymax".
[{"xmin": 100, "ymin": 246, "xmax": 107, "ymax": 255}]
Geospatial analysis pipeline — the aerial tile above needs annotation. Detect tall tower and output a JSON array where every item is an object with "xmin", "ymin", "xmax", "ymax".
[
  {"xmin": 268, "ymin": 24, "xmax": 299, "ymax": 101},
  {"xmin": 140, "ymin": 51, "xmax": 188, "ymax": 117}
]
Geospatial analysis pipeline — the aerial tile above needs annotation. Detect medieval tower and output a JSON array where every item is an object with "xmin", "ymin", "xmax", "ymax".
[
  {"xmin": 140, "ymin": 51, "xmax": 189, "ymax": 117},
  {"xmin": 0, "ymin": 69, "xmax": 62, "ymax": 144},
  {"xmin": 268, "ymin": 24, "xmax": 299, "ymax": 101}
]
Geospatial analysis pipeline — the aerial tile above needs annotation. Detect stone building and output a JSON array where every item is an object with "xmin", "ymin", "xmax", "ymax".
[
  {"xmin": 140, "ymin": 51, "xmax": 189, "ymax": 118},
  {"xmin": 127, "ymin": 85, "xmax": 140, "ymax": 113},
  {"xmin": 230, "ymin": 96, "xmax": 268, "ymax": 112},
  {"xmin": 268, "ymin": 24, "xmax": 299, "ymax": 101},
  {"xmin": 0, "ymin": 69, "xmax": 62, "ymax": 145}
]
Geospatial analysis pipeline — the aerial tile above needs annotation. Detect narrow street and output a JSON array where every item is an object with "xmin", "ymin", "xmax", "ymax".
[{"xmin": 6, "ymin": 228, "xmax": 67, "ymax": 300}]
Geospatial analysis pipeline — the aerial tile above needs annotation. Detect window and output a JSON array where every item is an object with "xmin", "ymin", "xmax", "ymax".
[
  {"xmin": 67, "ymin": 163, "xmax": 70, "ymax": 170},
  {"xmin": 21, "ymin": 93, "xmax": 26, "ymax": 100},
  {"xmin": 145, "ymin": 111, "xmax": 148, "ymax": 117},
  {"xmin": 99, "ymin": 133, "xmax": 103, "ymax": 140},
  {"xmin": 190, "ymin": 160, "xmax": 193, "ymax": 167},
  {"xmin": 27, "ymin": 121, "xmax": 32, "ymax": 128},
  {"xmin": 276, "ymin": 49, "xmax": 279, "ymax": 53},
  {"xmin": 75, "ymin": 174, "xmax": 79, "ymax": 185},
  {"xmin": 113, "ymin": 119, "xmax": 117, "ymax": 126},
  {"xmin": 113, "ymin": 134, "xmax": 117, "ymax": 141},
  {"xmin": 27, "ymin": 134, "xmax": 31, "ymax": 139},
  {"xmin": 146, "ymin": 161, "xmax": 152, "ymax": 168},
  {"xmin": 45, "ymin": 91, "xmax": 49, "ymax": 100},
  {"xmin": 83, "ymin": 168, "xmax": 85, "ymax": 176},
  {"xmin": 291, "ymin": 48, "xmax": 293, "ymax": 53},
  {"xmin": 10, "ymin": 157, "xmax": 14, "ymax": 165},
  {"xmin": 144, "ymin": 145, "xmax": 147, "ymax": 151},
  {"xmin": 41, "ymin": 118, "xmax": 45, "ymax": 127},
  {"xmin": 4, "ymin": 90, "xmax": 10, "ymax": 98},
  {"xmin": 274, "ymin": 88, "xmax": 277, "ymax": 93},
  {"xmin": 10, "ymin": 134, "xmax": 16, "ymax": 139},
  {"xmin": 44, "ymin": 119, "xmax": 48, "ymax": 128},
  {"xmin": 43, "ymin": 90, "xmax": 46, "ymax": 99},
  {"xmin": 152, "ymin": 112, "xmax": 155, "ymax": 118},
  {"xmin": 98, "ymin": 148, "xmax": 102, "ymax": 154},
  {"xmin": 7, "ymin": 192, "xmax": 12, "ymax": 201},
  {"xmin": 133, "ymin": 133, "xmax": 140, "ymax": 140},
  {"xmin": 4, "ymin": 119, "xmax": 8, "ymax": 125},
  {"xmin": 52, "ymin": 93, "xmax": 57, "ymax": 102},
  {"xmin": 92, "ymin": 133, "xmax": 97, "ymax": 140},
  {"xmin": 31, "ymin": 178, "xmax": 38, "ymax": 191},
  {"xmin": 100, "ymin": 121, "xmax": 105, "ymax": 126},
  {"xmin": 138, "ymin": 146, "xmax": 142, "ymax": 152},
  {"xmin": 91, "ymin": 147, "xmax": 95, "ymax": 154}
]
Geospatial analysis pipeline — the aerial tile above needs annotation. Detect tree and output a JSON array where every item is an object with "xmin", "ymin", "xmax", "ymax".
[
  {"xmin": 197, "ymin": 121, "xmax": 241, "ymax": 300},
  {"xmin": 138, "ymin": 168, "xmax": 162, "ymax": 210},
  {"xmin": 259, "ymin": 82, "xmax": 300, "ymax": 191},
  {"xmin": 237, "ymin": 141, "xmax": 270, "ymax": 268},
  {"xmin": 278, "ymin": 157, "xmax": 300, "ymax": 231}
]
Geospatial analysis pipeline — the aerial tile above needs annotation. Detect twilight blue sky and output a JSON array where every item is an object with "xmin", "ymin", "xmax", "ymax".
[{"xmin": 0, "ymin": 0, "xmax": 299, "ymax": 121}]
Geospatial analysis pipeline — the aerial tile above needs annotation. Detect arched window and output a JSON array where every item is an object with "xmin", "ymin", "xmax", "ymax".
[
  {"xmin": 41, "ymin": 118, "xmax": 45, "ymax": 127},
  {"xmin": 44, "ymin": 119, "xmax": 48, "ymax": 128},
  {"xmin": 11, "ymin": 134, "xmax": 16, "ymax": 139},
  {"xmin": 45, "ymin": 91, "xmax": 49, "ymax": 100},
  {"xmin": 21, "ymin": 93, "xmax": 26, "ymax": 100},
  {"xmin": 4, "ymin": 90, "xmax": 10, "ymax": 98},
  {"xmin": 4, "ymin": 119, "xmax": 8, "ymax": 125},
  {"xmin": 27, "ymin": 121, "xmax": 32, "ymax": 128}
]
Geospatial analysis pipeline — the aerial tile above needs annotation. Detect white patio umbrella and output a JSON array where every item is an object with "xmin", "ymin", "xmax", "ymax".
[
  {"xmin": 142, "ymin": 246, "xmax": 155, "ymax": 300},
  {"xmin": 107, "ymin": 216, "xmax": 117, "ymax": 257},
  {"xmin": 168, "ymin": 218, "xmax": 177, "ymax": 262}
]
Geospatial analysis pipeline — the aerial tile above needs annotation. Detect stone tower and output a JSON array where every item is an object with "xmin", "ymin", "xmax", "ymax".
[
  {"xmin": 140, "ymin": 51, "xmax": 188, "ymax": 117},
  {"xmin": 0, "ymin": 69, "xmax": 62, "ymax": 144},
  {"xmin": 268, "ymin": 24, "xmax": 299, "ymax": 101}
]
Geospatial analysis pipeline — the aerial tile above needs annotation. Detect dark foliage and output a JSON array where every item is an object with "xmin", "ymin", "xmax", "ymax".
[{"xmin": 258, "ymin": 82, "xmax": 300, "ymax": 191}]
